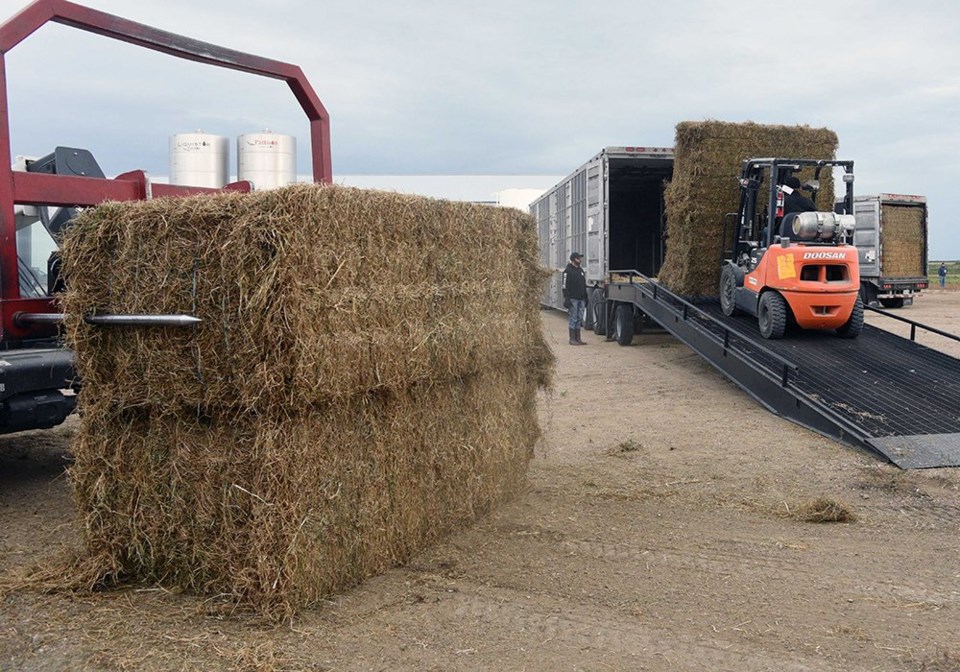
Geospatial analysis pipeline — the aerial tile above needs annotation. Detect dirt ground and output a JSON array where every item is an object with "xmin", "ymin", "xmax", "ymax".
[{"xmin": 2, "ymin": 290, "xmax": 960, "ymax": 671}]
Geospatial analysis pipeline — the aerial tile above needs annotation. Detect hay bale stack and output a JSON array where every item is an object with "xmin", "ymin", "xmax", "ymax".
[
  {"xmin": 59, "ymin": 184, "xmax": 553, "ymax": 618},
  {"xmin": 881, "ymin": 205, "xmax": 925, "ymax": 277},
  {"xmin": 659, "ymin": 121, "xmax": 839, "ymax": 296}
]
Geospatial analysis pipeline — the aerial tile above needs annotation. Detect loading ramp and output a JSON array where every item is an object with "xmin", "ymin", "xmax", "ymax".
[{"xmin": 603, "ymin": 274, "xmax": 960, "ymax": 469}]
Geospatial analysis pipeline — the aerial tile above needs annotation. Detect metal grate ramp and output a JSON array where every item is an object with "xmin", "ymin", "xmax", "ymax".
[{"xmin": 695, "ymin": 299, "xmax": 960, "ymax": 468}]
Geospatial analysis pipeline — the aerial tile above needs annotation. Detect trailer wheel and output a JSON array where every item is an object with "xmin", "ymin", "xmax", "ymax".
[
  {"xmin": 720, "ymin": 265, "xmax": 742, "ymax": 316},
  {"xmin": 593, "ymin": 301, "xmax": 607, "ymax": 336},
  {"xmin": 615, "ymin": 304, "xmax": 634, "ymax": 346},
  {"xmin": 837, "ymin": 297, "xmax": 864, "ymax": 339},
  {"xmin": 757, "ymin": 291, "xmax": 787, "ymax": 339},
  {"xmin": 879, "ymin": 297, "xmax": 905, "ymax": 309},
  {"xmin": 859, "ymin": 282, "xmax": 878, "ymax": 307}
]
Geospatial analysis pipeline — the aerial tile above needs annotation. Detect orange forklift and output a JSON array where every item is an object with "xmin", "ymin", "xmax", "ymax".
[{"xmin": 719, "ymin": 158, "xmax": 863, "ymax": 339}]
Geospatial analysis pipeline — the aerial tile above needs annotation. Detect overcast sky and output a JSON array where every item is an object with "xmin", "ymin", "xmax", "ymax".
[{"xmin": 0, "ymin": 0, "xmax": 958, "ymax": 258}]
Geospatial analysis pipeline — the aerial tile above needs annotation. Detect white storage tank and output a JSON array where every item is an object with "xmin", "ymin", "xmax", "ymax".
[
  {"xmin": 169, "ymin": 131, "xmax": 229, "ymax": 188},
  {"xmin": 237, "ymin": 130, "xmax": 296, "ymax": 190}
]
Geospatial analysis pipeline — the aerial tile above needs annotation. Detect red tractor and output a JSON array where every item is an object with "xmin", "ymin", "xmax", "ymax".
[
  {"xmin": 720, "ymin": 158, "xmax": 863, "ymax": 340},
  {"xmin": 0, "ymin": 0, "xmax": 331, "ymax": 433}
]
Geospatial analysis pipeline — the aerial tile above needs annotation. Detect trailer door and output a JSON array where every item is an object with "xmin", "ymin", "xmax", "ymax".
[
  {"xmin": 853, "ymin": 199, "xmax": 881, "ymax": 278},
  {"xmin": 585, "ymin": 158, "xmax": 603, "ymax": 283}
]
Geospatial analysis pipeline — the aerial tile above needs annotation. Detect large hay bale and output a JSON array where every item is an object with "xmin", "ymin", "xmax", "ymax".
[
  {"xmin": 63, "ymin": 186, "xmax": 551, "ymax": 409},
  {"xmin": 659, "ymin": 121, "xmax": 839, "ymax": 296},
  {"xmin": 881, "ymin": 205, "xmax": 925, "ymax": 278},
  {"xmin": 58, "ymin": 184, "xmax": 553, "ymax": 618}
]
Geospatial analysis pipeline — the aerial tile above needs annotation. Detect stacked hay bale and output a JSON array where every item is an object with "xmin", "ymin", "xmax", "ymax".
[
  {"xmin": 879, "ymin": 205, "xmax": 926, "ymax": 277},
  {"xmin": 59, "ymin": 184, "xmax": 553, "ymax": 618},
  {"xmin": 659, "ymin": 121, "xmax": 838, "ymax": 296}
]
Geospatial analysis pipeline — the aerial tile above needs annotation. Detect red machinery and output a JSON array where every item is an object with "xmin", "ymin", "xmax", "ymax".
[{"xmin": 0, "ymin": 0, "xmax": 331, "ymax": 433}]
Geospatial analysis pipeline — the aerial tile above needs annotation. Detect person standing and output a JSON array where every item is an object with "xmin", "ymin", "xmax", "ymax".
[
  {"xmin": 939, "ymin": 262, "xmax": 948, "ymax": 289},
  {"xmin": 563, "ymin": 252, "xmax": 588, "ymax": 345}
]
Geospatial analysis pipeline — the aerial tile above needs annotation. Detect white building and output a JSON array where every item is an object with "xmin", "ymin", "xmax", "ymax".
[{"xmin": 335, "ymin": 175, "xmax": 561, "ymax": 211}]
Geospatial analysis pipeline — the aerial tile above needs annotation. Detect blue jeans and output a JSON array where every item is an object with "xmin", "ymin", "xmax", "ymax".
[
  {"xmin": 940, "ymin": 275, "xmax": 946, "ymax": 288},
  {"xmin": 568, "ymin": 299, "xmax": 586, "ymax": 329}
]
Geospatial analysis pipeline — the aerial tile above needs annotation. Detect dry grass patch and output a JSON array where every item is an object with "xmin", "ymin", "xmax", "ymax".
[{"xmin": 791, "ymin": 497, "xmax": 857, "ymax": 523}]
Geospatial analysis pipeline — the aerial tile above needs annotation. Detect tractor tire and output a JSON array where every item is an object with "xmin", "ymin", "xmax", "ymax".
[
  {"xmin": 837, "ymin": 297, "xmax": 864, "ymax": 339},
  {"xmin": 879, "ymin": 297, "xmax": 905, "ymax": 309},
  {"xmin": 593, "ymin": 301, "xmax": 607, "ymax": 336},
  {"xmin": 720, "ymin": 264, "xmax": 742, "ymax": 316},
  {"xmin": 614, "ymin": 304, "xmax": 634, "ymax": 346},
  {"xmin": 758, "ymin": 291, "xmax": 787, "ymax": 339}
]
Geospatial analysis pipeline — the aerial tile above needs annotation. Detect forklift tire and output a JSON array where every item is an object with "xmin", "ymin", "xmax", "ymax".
[
  {"xmin": 720, "ymin": 264, "xmax": 742, "ymax": 316},
  {"xmin": 879, "ymin": 297, "xmax": 905, "ymax": 309},
  {"xmin": 593, "ymin": 301, "xmax": 607, "ymax": 336},
  {"xmin": 837, "ymin": 297, "xmax": 864, "ymax": 339},
  {"xmin": 615, "ymin": 304, "xmax": 634, "ymax": 346},
  {"xmin": 758, "ymin": 291, "xmax": 787, "ymax": 339}
]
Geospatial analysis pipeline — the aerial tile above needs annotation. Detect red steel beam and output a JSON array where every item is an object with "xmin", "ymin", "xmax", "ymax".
[
  {"xmin": 0, "ymin": 0, "xmax": 331, "ymax": 338},
  {"xmin": 0, "ymin": 0, "xmax": 331, "ymax": 181}
]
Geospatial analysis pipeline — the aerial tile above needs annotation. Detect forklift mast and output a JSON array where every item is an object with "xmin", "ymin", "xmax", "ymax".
[{"xmin": 731, "ymin": 158, "xmax": 855, "ymax": 260}]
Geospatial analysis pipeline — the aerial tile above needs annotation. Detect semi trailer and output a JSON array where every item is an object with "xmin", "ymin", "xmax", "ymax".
[
  {"xmin": 529, "ymin": 146, "xmax": 673, "ymax": 330},
  {"xmin": 0, "ymin": 0, "xmax": 331, "ymax": 435}
]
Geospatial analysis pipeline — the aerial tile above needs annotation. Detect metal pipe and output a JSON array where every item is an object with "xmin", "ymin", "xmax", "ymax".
[
  {"xmin": 85, "ymin": 314, "xmax": 202, "ymax": 326},
  {"xmin": 14, "ymin": 312, "xmax": 202, "ymax": 327}
]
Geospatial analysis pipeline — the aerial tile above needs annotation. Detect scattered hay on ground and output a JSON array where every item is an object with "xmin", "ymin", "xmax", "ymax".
[{"xmin": 791, "ymin": 497, "xmax": 856, "ymax": 523}]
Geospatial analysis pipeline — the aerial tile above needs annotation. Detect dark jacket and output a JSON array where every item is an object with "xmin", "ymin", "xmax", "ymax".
[
  {"xmin": 784, "ymin": 188, "xmax": 817, "ymax": 215},
  {"xmin": 562, "ymin": 262, "xmax": 588, "ymax": 301},
  {"xmin": 779, "ymin": 188, "xmax": 819, "ymax": 238}
]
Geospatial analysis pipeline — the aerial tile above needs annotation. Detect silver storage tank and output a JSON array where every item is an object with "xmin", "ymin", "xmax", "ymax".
[
  {"xmin": 237, "ymin": 130, "xmax": 296, "ymax": 190},
  {"xmin": 169, "ymin": 131, "xmax": 229, "ymax": 188}
]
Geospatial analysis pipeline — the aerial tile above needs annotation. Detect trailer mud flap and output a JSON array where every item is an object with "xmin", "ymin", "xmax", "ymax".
[{"xmin": 867, "ymin": 434, "xmax": 960, "ymax": 469}]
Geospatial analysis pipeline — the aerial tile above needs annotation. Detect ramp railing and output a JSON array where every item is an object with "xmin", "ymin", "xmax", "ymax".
[
  {"xmin": 607, "ymin": 269, "xmax": 799, "ymax": 386},
  {"xmin": 865, "ymin": 305, "xmax": 960, "ymax": 346}
]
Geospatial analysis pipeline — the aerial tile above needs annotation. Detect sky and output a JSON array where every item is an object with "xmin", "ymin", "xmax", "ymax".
[{"xmin": 0, "ymin": 0, "xmax": 958, "ymax": 258}]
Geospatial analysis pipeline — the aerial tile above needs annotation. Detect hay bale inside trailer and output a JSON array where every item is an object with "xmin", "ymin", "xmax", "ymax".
[
  {"xmin": 659, "ymin": 121, "xmax": 839, "ymax": 296},
  {"xmin": 59, "ymin": 184, "xmax": 553, "ymax": 618},
  {"xmin": 879, "ymin": 204, "xmax": 926, "ymax": 278}
]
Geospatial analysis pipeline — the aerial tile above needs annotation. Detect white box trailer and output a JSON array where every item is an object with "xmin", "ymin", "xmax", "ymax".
[
  {"xmin": 530, "ymin": 146, "xmax": 673, "ymax": 327},
  {"xmin": 852, "ymin": 193, "xmax": 929, "ymax": 308}
]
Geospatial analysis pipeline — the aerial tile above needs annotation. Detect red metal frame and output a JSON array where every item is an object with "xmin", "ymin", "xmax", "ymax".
[{"xmin": 0, "ymin": 0, "xmax": 332, "ymax": 338}]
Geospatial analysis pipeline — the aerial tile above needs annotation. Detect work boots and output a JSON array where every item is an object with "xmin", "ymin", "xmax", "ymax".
[{"xmin": 569, "ymin": 328, "xmax": 587, "ymax": 345}]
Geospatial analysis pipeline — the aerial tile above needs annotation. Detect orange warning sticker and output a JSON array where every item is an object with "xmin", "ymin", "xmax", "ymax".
[{"xmin": 777, "ymin": 253, "xmax": 796, "ymax": 280}]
